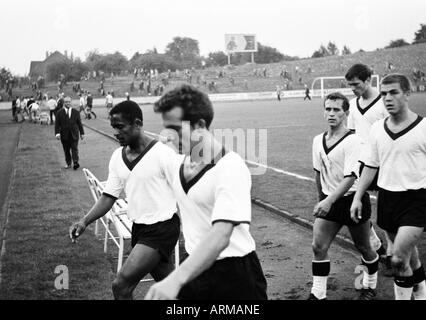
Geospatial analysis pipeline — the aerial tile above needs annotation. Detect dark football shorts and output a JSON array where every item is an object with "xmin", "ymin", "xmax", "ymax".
[
  {"xmin": 318, "ymin": 192, "xmax": 371, "ymax": 226},
  {"xmin": 131, "ymin": 213, "xmax": 180, "ymax": 262},
  {"xmin": 177, "ymin": 251, "xmax": 267, "ymax": 300},
  {"xmin": 377, "ymin": 188, "xmax": 426, "ymax": 233}
]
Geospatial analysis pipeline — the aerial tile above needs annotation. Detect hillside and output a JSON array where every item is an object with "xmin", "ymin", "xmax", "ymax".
[{"xmin": 3, "ymin": 43, "xmax": 426, "ymax": 101}]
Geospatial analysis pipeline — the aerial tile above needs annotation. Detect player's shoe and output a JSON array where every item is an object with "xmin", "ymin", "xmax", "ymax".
[
  {"xmin": 307, "ymin": 293, "xmax": 326, "ymax": 300},
  {"xmin": 356, "ymin": 288, "xmax": 376, "ymax": 300}
]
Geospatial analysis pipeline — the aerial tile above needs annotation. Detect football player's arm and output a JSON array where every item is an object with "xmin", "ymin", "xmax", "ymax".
[
  {"xmin": 69, "ymin": 194, "xmax": 116, "ymax": 242},
  {"xmin": 350, "ymin": 166, "xmax": 377, "ymax": 223},
  {"xmin": 313, "ymin": 175, "xmax": 355, "ymax": 217}
]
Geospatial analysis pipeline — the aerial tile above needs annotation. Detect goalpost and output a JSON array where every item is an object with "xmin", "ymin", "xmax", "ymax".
[{"xmin": 311, "ymin": 74, "xmax": 380, "ymax": 98}]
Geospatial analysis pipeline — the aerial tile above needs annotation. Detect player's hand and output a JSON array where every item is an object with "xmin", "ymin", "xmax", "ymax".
[
  {"xmin": 69, "ymin": 221, "xmax": 86, "ymax": 243},
  {"xmin": 144, "ymin": 277, "xmax": 180, "ymax": 300},
  {"xmin": 350, "ymin": 199, "xmax": 363, "ymax": 223},
  {"xmin": 80, "ymin": 134, "xmax": 84, "ymax": 140},
  {"xmin": 56, "ymin": 133, "xmax": 60, "ymax": 140},
  {"xmin": 313, "ymin": 198, "xmax": 332, "ymax": 217}
]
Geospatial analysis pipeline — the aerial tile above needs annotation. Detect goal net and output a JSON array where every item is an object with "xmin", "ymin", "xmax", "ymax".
[{"xmin": 311, "ymin": 75, "xmax": 380, "ymax": 98}]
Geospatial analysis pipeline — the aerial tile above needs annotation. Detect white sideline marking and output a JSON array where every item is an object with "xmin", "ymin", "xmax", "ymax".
[{"xmin": 96, "ymin": 119, "xmax": 377, "ymax": 200}]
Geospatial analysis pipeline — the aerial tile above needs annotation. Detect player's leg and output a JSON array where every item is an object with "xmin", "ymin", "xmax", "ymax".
[
  {"xmin": 349, "ymin": 220, "xmax": 379, "ymax": 299},
  {"xmin": 112, "ymin": 243, "xmax": 162, "ymax": 299},
  {"xmin": 383, "ymin": 231, "xmax": 394, "ymax": 276},
  {"xmin": 410, "ymin": 246, "xmax": 426, "ymax": 300},
  {"xmin": 309, "ymin": 218, "xmax": 342, "ymax": 300},
  {"xmin": 392, "ymin": 226, "xmax": 424, "ymax": 300}
]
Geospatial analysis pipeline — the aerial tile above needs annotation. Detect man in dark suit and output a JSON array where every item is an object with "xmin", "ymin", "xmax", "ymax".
[{"xmin": 55, "ymin": 96, "xmax": 84, "ymax": 170}]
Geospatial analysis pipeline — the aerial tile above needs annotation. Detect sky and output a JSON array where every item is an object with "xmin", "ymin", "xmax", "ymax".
[{"xmin": 1, "ymin": 0, "xmax": 425, "ymax": 76}]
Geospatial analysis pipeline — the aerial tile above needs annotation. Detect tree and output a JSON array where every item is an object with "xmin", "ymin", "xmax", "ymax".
[
  {"xmin": 165, "ymin": 37, "xmax": 201, "ymax": 68},
  {"xmin": 255, "ymin": 43, "xmax": 285, "ymax": 63},
  {"xmin": 129, "ymin": 53, "xmax": 179, "ymax": 73},
  {"xmin": 386, "ymin": 39, "xmax": 410, "ymax": 48},
  {"xmin": 311, "ymin": 44, "xmax": 329, "ymax": 58},
  {"xmin": 413, "ymin": 24, "xmax": 426, "ymax": 44},
  {"xmin": 85, "ymin": 49, "xmax": 102, "ymax": 71},
  {"xmin": 207, "ymin": 51, "xmax": 228, "ymax": 67},
  {"xmin": 341, "ymin": 45, "xmax": 352, "ymax": 55},
  {"xmin": 327, "ymin": 41, "xmax": 339, "ymax": 55}
]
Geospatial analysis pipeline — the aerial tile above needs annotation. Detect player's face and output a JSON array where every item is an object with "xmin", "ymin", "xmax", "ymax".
[
  {"xmin": 161, "ymin": 106, "xmax": 192, "ymax": 155},
  {"xmin": 110, "ymin": 113, "xmax": 138, "ymax": 146},
  {"xmin": 380, "ymin": 82, "xmax": 409, "ymax": 116},
  {"xmin": 347, "ymin": 77, "xmax": 368, "ymax": 97},
  {"xmin": 324, "ymin": 99, "xmax": 347, "ymax": 128}
]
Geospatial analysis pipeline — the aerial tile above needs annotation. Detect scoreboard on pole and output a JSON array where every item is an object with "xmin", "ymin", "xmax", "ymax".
[{"xmin": 224, "ymin": 34, "xmax": 257, "ymax": 53}]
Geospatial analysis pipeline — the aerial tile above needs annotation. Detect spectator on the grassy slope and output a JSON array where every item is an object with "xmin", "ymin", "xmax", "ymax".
[{"xmin": 69, "ymin": 100, "xmax": 180, "ymax": 300}]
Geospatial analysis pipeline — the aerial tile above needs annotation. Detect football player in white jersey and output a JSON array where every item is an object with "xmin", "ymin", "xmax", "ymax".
[
  {"xmin": 351, "ymin": 74, "xmax": 426, "ymax": 300},
  {"xmin": 145, "ymin": 84, "xmax": 267, "ymax": 300},
  {"xmin": 69, "ymin": 100, "xmax": 181, "ymax": 299},
  {"xmin": 309, "ymin": 92, "xmax": 379, "ymax": 300},
  {"xmin": 345, "ymin": 63, "xmax": 393, "ymax": 274}
]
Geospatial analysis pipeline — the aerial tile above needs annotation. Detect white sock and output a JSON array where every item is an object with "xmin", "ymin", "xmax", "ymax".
[
  {"xmin": 361, "ymin": 256, "xmax": 378, "ymax": 289},
  {"xmin": 394, "ymin": 284, "xmax": 413, "ymax": 300},
  {"xmin": 369, "ymin": 225, "xmax": 382, "ymax": 251},
  {"xmin": 312, "ymin": 276, "xmax": 327, "ymax": 299},
  {"xmin": 413, "ymin": 280, "xmax": 426, "ymax": 300}
]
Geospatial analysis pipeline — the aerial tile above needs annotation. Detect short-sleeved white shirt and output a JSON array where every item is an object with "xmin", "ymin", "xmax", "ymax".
[
  {"xmin": 364, "ymin": 116, "xmax": 426, "ymax": 191},
  {"xmin": 47, "ymin": 99, "xmax": 57, "ymax": 110},
  {"xmin": 347, "ymin": 95, "xmax": 388, "ymax": 143},
  {"xmin": 167, "ymin": 151, "xmax": 256, "ymax": 259},
  {"xmin": 106, "ymin": 94, "xmax": 113, "ymax": 104},
  {"xmin": 312, "ymin": 131, "xmax": 361, "ymax": 196},
  {"xmin": 103, "ymin": 140, "xmax": 179, "ymax": 224}
]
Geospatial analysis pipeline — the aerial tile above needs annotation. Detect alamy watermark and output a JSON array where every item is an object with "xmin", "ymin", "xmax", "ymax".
[{"xmin": 158, "ymin": 121, "xmax": 268, "ymax": 175}]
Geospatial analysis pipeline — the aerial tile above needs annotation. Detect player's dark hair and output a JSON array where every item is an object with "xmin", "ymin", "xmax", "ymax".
[
  {"xmin": 381, "ymin": 73, "xmax": 411, "ymax": 93},
  {"xmin": 324, "ymin": 92, "xmax": 350, "ymax": 111},
  {"xmin": 153, "ymin": 84, "xmax": 214, "ymax": 129},
  {"xmin": 110, "ymin": 100, "xmax": 143, "ymax": 124},
  {"xmin": 345, "ymin": 64, "xmax": 372, "ymax": 81}
]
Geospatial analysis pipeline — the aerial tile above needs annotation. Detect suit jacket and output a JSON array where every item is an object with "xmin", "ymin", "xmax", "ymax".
[{"xmin": 55, "ymin": 107, "xmax": 84, "ymax": 141}]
